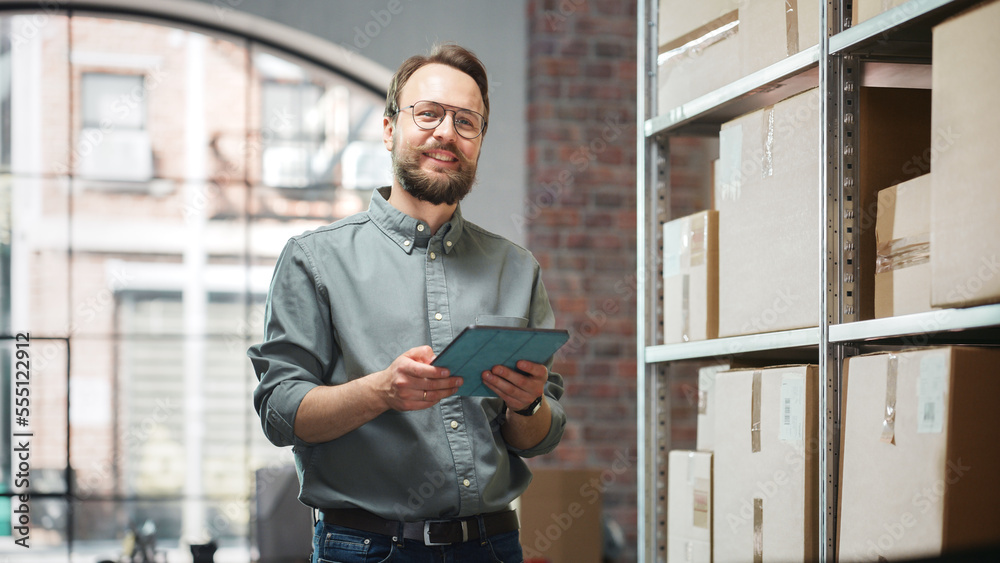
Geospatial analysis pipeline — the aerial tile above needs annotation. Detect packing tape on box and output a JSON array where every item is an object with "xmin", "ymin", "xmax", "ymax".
[
  {"xmin": 875, "ymin": 233, "xmax": 930, "ymax": 274},
  {"xmin": 753, "ymin": 497, "xmax": 764, "ymax": 563},
  {"xmin": 917, "ymin": 353, "xmax": 947, "ymax": 434},
  {"xmin": 681, "ymin": 216, "xmax": 690, "ymax": 341},
  {"xmin": 681, "ymin": 213, "xmax": 711, "ymax": 342},
  {"xmin": 693, "ymin": 477, "xmax": 710, "ymax": 529},
  {"xmin": 752, "ymin": 370, "xmax": 763, "ymax": 453},
  {"xmin": 718, "ymin": 123, "xmax": 742, "ymax": 202},
  {"xmin": 689, "ymin": 213, "xmax": 708, "ymax": 267},
  {"xmin": 682, "ymin": 273, "xmax": 691, "ymax": 342},
  {"xmin": 880, "ymin": 354, "xmax": 899, "ymax": 445},
  {"xmin": 658, "ymin": 11, "xmax": 739, "ymax": 67},
  {"xmin": 786, "ymin": 0, "xmax": 800, "ymax": 56},
  {"xmin": 663, "ymin": 220, "xmax": 683, "ymax": 278},
  {"xmin": 664, "ymin": 216, "xmax": 694, "ymax": 342},
  {"xmin": 761, "ymin": 106, "xmax": 775, "ymax": 179}
]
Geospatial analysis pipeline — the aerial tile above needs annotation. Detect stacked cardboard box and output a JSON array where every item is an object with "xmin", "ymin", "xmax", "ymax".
[
  {"xmin": 662, "ymin": 211, "xmax": 719, "ymax": 344},
  {"xmin": 519, "ymin": 468, "xmax": 603, "ymax": 563},
  {"xmin": 875, "ymin": 175, "xmax": 932, "ymax": 318},
  {"xmin": 930, "ymin": 0, "xmax": 1000, "ymax": 308},
  {"xmin": 716, "ymin": 88, "xmax": 820, "ymax": 337},
  {"xmin": 739, "ymin": 0, "xmax": 819, "ymax": 77},
  {"xmin": 696, "ymin": 363, "xmax": 730, "ymax": 452},
  {"xmin": 657, "ymin": 0, "xmax": 741, "ymax": 112},
  {"xmin": 667, "ymin": 450, "xmax": 713, "ymax": 563},
  {"xmin": 657, "ymin": 0, "xmax": 818, "ymax": 113},
  {"xmin": 713, "ymin": 365, "xmax": 819, "ymax": 562},
  {"xmin": 852, "ymin": 0, "xmax": 912, "ymax": 25},
  {"xmin": 713, "ymin": 85, "xmax": 933, "ymax": 334},
  {"xmin": 857, "ymin": 87, "xmax": 932, "ymax": 319},
  {"xmin": 838, "ymin": 348, "xmax": 1000, "ymax": 560}
]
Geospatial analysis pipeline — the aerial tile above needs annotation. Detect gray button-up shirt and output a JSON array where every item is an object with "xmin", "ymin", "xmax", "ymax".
[{"xmin": 249, "ymin": 187, "xmax": 566, "ymax": 521}]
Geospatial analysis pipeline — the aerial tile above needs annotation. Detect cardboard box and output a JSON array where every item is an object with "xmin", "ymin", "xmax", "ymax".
[
  {"xmin": 838, "ymin": 348, "xmax": 1000, "ymax": 561},
  {"xmin": 658, "ymin": 22, "xmax": 741, "ymax": 113},
  {"xmin": 519, "ymin": 468, "xmax": 603, "ymax": 563},
  {"xmin": 874, "ymin": 175, "xmax": 932, "ymax": 318},
  {"xmin": 930, "ymin": 0, "xmax": 1000, "ymax": 308},
  {"xmin": 739, "ymin": 0, "xmax": 819, "ymax": 76},
  {"xmin": 857, "ymin": 87, "xmax": 933, "ymax": 319},
  {"xmin": 853, "ymin": 0, "xmax": 912, "ymax": 26},
  {"xmin": 714, "ymin": 86, "xmax": 931, "ymax": 330},
  {"xmin": 658, "ymin": 0, "xmax": 738, "ymax": 50},
  {"xmin": 696, "ymin": 362, "xmax": 731, "ymax": 452},
  {"xmin": 668, "ymin": 450, "xmax": 713, "ymax": 563},
  {"xmin": 715, "ymin": 88, "xmax": 820, "ymax": 337},
  {"xmin": 713, "ymin": 365, "xmax": 819, "ymax": 562},
  {"xmin": 657, "ymin": 0, "xmax": 818, "ymax": 114},
  {"xmin": 663, "ymin": 210, "xmax": 719, "ymax": 344}
]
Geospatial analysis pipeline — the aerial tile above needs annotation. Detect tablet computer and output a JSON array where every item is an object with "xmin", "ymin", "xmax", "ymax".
[{"xmin": 432, "ymin": 325, "xmax": 570, "ymax": 397}]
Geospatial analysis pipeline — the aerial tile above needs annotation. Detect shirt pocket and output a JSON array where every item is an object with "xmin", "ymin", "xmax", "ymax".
[{"xmin": 475, "ymin": 315, "xmax": 528, "ymax": 328}]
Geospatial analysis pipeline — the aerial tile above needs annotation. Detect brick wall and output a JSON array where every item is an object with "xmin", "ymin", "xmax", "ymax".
[{"xmin": 525, "ymin": 2, "xmax": 713, "ymax": 561}]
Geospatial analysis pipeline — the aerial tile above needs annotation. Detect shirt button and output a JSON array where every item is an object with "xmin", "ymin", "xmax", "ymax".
[
  {"xmin": 435, "ymin": 313, "xmax": 443, "ymax": 321},
  {"xmin": 403, "ymin": 240, "xmax": 411, "ymax": 247},
  {"xmin": 463, "ymin": 479, "xmax": 471, "ymax": 487},
  {"xmin": 430, "ymin": 252, "xmax": 437, "ymax": 260},
  {"xmin": 450, "ymin": 420, "xmax": 458, "ymax": 429},
  {"xmin": 417, "ymin": 224, "xmax": 425, "ymax": 232},
  {"xmin": 446, "ymin": 241, "xmax": 453, "ymax": 247}
]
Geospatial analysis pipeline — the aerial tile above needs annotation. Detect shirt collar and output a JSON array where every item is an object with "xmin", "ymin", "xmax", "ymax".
[{"xmin": 368, "ymin": 187, "xmax": 465, "ymax": 255}]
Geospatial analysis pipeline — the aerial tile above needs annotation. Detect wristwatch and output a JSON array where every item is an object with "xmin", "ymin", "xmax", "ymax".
[{"xmin": 512, "ymin": 396, "xmax": 543, "ymax": 417}]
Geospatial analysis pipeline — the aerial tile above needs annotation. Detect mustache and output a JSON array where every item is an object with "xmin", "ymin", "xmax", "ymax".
[{"xmin": 413, "ymin": 141, "xmax": 472, "ymax": 165}]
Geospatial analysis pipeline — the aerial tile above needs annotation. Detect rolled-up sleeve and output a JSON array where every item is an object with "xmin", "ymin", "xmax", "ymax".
[
  {"xmin": 249, "ymin": 238, "xmax": 337, "ymax": 448},
  {"xmin": 507, "ymin": 267, "xmax": 567, "ymax": 458}
]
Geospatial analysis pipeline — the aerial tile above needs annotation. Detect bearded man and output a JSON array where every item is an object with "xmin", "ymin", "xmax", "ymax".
[{"xmin": 249, "ymin": 44, "xmax": 565, "ymax": 563}]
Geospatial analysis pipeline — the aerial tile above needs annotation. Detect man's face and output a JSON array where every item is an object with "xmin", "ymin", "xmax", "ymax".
[{"xmin": 383, "ymin": 63, "xmax": 485, "ymax": 206}]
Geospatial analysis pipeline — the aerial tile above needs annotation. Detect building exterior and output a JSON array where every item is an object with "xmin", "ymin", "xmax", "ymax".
[{"xmin": 2, "ymin": 13, "xmax": 388, "ymax": 558}]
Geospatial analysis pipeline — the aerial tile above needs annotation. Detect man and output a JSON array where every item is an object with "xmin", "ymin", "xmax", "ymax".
[{"xmin": 249, "ymin": 44, "xmax": 565, "ymax": 562}]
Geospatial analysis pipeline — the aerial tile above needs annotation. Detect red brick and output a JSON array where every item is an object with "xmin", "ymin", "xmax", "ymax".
[{"xmin": 556, "ymin": 296, "xmax": 589, "ymax": 313}]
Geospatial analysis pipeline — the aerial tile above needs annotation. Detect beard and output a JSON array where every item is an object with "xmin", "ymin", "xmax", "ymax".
[{"xmin": 391, "ymin": 138, "xmax": 478, "ymax": 206}]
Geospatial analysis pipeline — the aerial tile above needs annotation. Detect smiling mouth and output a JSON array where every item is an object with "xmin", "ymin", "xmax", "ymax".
[{"xmin": 423, "ymin": 150, "xmax": 458, "ymax": 163}]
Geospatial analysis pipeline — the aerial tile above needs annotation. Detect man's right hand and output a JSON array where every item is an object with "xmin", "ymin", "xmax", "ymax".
[
  {"xmin": 373, "ymin": 345, "xmax": 463, "ymax": 411},
  {"xmin": 294, "ymin": 345, "xmax": 464, "ymax": 443}
]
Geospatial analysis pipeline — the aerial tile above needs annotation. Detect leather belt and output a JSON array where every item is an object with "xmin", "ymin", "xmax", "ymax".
[{"xmin": 320, "ymin": 508, "xmax": 519, "ymax": 546}]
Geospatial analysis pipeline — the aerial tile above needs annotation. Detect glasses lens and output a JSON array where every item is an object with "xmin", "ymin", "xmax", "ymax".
[
  {"xmin": 453, "ymin": 110, "xmax": 483, "ymax": 138},
  {"xmin": 409, "ymin": 101, "xmax": 484, "ymax": 138},
  {"xmin": 412, "ymin": 101, "xmax": 445, "ymax": 128}
]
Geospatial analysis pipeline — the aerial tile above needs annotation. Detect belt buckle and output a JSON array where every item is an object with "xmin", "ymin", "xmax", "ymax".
[{"xmin": 423, "ymin": 519, "xmax": 467, "ymax": 546}]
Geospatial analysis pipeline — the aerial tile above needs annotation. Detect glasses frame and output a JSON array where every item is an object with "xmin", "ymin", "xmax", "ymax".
[{"xmin": 395, "ymin": 100, "xmax": 487, "ymax": 140}]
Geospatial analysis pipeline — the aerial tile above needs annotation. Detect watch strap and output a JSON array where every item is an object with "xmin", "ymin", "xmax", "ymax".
[{"xmin": 512, "ymin": 395, "xmax": 543, "ymax": 417}]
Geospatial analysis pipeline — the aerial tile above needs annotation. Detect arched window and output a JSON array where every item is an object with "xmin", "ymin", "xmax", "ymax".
[{"xmin": 0, "ymin": 10, "xmax": 389, "ymax": 559}]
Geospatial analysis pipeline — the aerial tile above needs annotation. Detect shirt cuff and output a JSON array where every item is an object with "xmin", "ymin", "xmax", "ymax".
[{"xmin": 506, "ymin": 395, "xmax": 567, "ymax": 458}]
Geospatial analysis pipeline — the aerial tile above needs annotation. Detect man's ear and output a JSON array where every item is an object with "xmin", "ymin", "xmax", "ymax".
[{"xmin": 383, "ymin": 116, "xmax": 394, "ymax": 151}]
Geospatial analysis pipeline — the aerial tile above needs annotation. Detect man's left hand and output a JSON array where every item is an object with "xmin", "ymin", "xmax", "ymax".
[{"xmin": 482, "ymin": 360, "xmax": 547, "ymax": 412}]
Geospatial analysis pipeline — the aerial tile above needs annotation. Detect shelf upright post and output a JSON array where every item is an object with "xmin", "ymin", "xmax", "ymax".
[
  {"xmin": 821, "ymin": 1, "xmax": 862, "ymax": 561},
  {"xmin": 820, "ymin": 1, "xmax": 833, "ymax": 561},
  {"xmin": 636, "ymin": 0, "xmax": 667, "ymax": 561}
]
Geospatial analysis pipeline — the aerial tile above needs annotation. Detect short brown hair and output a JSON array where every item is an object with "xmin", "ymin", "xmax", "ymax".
[{"xmin": 385, "ymin": 43, "xmax": 490, "ymax": 135}]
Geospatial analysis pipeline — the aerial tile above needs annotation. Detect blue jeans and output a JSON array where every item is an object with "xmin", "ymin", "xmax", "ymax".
[{"xmin": 311, "ymin": 520, "xmax": 525, "ymax": 563}]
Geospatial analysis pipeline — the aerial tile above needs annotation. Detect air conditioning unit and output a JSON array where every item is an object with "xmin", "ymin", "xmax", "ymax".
[
  {"xmin": 340, "ymin": 141, "xmax": 392, "ymax": 190},
  {"xmin": 76, "ymin": 128, "xmax": 154, "ymax": 182},
  {"xmin": 262, "ymin": 145, "xmax": 310, "ymax": 188}
]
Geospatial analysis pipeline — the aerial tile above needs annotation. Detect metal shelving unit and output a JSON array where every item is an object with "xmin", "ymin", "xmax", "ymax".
[{"xmin": 636, "ymin": 1, "xmax": 997, "ymax": 562}]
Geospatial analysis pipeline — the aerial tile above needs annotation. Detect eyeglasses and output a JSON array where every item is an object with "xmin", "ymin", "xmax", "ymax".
[{"xmin": 394, "ymin": 100, "xmax": 486, "ymax": 139}]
